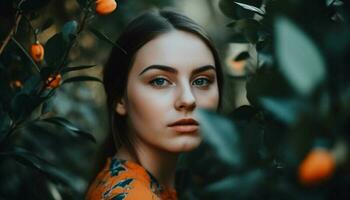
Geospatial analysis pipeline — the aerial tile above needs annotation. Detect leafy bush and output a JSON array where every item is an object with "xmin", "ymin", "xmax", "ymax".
[{"xmin": 180, "ymin": 1, "xmax": 350, "ymax": 199}]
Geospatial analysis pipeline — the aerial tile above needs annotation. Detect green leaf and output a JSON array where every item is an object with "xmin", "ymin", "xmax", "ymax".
[
  {"xmin": 89, "ymin": 28, "xmax": 127, "ymax": 55},
  {"xmin": 0, "ymin": 147, "xmax": 72, "ymax": 186},
  {"xmin": 10, "ymin": 93, "xmax": 34, "ymax": 122},
  {"xmin": 327, "ymin": 0, "xmax": 343, "ymax": 6},
  {"xmin": 234, "ymin": 51, "xmax": 250, "ymax": 61},
  {"xmin": 234, "ymin": 2, "xmax": 265, "ymax": 16},
  {"xmin": 203, "ymin": 169, "xmax": 264, "ymax": 198},
  {"xmin": 61, "ymin": 64, "xmax": 96, "ymax": 74},
  {"xmin": 195, "ymin": 109, "xmax": 241, "ymax": 166},
  {"xmin": 45, "ymin": 33, "xmax": 69, "ymax": 67},
  {"xmin": 227, "ymin": 19, "xmax": 260, "ymax": 44},
  {"xmin": 0, "ymin": 147, "xmax": 54, "ymax": 171},
  {"xmin": 11, "ymin": 37, "xmax": 40, "ymax": 73},
  {"xmin": 260, "ymin": 97, "xmax": 303, "ymax": 124},
  {"xmin": 62, "ymin": 76, "xmax": 102, "ymax": 85},
  {"xmin": 229, "ymin": 105, "xmax": 259, "ymax": 121},
  {"xmin": 219, "ymin": 0, "xmax": 263, "ymax": 19},
  {"xmin": 41, "ymin": 117, "xmax": 96, "ymax": 142},
  {"xmin": 275, "ymin": 17, "xmax": 326, "ymax": 96},
  {"xmin": 40, "ymin": 66, "xmax": 56, "ymax": 81},
  {"xmin": 0, "ymin": 113, "xmax": 12, "ymax": 143},
  {"xmin": 21, "ymin": 74, "xmax": 41, "ymax": 95},
  {"xmin": 246, "ymin": 67, "xmax": 293, "ymax": 107},
  {"xmin": 62, "ymin": 20, "xmax": 78, "ymax": 42}
]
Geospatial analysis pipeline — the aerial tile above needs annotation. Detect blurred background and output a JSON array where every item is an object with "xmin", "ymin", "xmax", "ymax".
[{"xmin": 1, "ymin": 0, "xmax": 350, "ymax": 199}]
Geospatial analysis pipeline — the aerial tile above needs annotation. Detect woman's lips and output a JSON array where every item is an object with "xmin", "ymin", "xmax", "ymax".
[
  {"xmin": 170, "ymin": 125, "xmax": 199, "ymax": 133},
  {"xmin": 168, "ymin": 118, "xmax": 199, "ymax": 133}
]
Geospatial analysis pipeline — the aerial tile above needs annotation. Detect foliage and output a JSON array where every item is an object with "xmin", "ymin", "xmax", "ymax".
[
  {"xmin": 180, "ymin": 0, "xmax": 350, "ymax": 200},
  {"xmin": 0, "ymin": 0, "xmax": 120, "ymax": 199}
]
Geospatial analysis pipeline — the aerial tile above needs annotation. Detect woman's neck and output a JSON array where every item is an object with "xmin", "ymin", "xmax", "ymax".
[{"xmin": 115, "ymin": 142, "xmax": 178, "ymax": 188}]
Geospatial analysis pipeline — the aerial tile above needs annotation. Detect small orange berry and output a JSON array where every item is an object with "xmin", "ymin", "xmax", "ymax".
[
  {"xmin": 46, "ymin": 74, "xmax": 62, "ymax": 89},
  {"xmin": 95, "ymin": 0, "xmax": 117, "ymax": 15},
  {"xmin": 298, "ymin": 148, "xmax": 335, "ymax": 186},
  {"xmin": 10, "ymin": 80, "xmax": 23, "ymax": 89},
  {"xmin": 30, "ymin": 41, "xmax": 44, "ymax": 62}
]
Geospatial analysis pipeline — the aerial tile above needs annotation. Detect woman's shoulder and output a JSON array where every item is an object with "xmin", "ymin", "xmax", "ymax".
[{"xmin": 85, "ymin": 157, "xmax": 160, "ymax": 200}]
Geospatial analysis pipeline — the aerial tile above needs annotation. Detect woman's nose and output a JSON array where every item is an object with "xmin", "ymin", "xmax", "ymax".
[{"xmin": 174, "ymin": 83, "xmax": 196, "ymax": 112}]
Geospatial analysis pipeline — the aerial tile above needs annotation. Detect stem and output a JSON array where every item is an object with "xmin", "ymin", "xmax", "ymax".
[
  {"xmin": 22, "ymin": 14, "xmax": 38, "ymax": 42},
  {"xmin": 0, "ymin": 120, "xmax": 20, "ymax": 150},
  {"xmin": 37, "ymin": 1, "xmax": 93, "ymax": 97},
  {"xmin": 0, "ymin": 13, "xmax": 22, "ymax": 56},
  {"xmin": 11, "ymin": 37, "xmax": 40, "ymax": 73}
]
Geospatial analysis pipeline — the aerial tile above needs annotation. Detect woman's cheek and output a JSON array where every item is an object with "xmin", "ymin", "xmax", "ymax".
[{"xmin": 194, "ymin": 88, "xmax": 219, "ymax": 109}]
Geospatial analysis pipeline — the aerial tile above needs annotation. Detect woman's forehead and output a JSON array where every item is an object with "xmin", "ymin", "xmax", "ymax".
[{"xmin": 131, "ymin": 30, "xmax": 215, "ymax": 73}]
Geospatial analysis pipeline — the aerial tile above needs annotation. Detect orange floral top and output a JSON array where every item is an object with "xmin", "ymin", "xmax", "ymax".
[{"xmin": 85, "ymin": 157, "xmax": 177, "ymax": 200}]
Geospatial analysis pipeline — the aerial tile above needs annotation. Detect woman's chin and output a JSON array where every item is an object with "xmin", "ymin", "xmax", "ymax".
[{"xmin": 170, "ymin": 136, "xmax": 202, "ymax": 152}]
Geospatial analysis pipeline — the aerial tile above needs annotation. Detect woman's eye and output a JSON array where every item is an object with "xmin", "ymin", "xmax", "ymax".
[
  {"xmin": 192, "ymin": 78, "xmax": 211, "ymax": 88},
  {"xmin": 149, "ymin": 78, "xmax": 171, "ymax": 88}
]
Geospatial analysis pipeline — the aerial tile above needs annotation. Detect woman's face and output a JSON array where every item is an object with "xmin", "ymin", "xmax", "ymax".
[{"xmin": 117, "ymin": 30, "xmax": 219, "ymax": 153}]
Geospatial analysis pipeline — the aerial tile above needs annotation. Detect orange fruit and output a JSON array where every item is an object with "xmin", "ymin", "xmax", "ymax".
[
  {"xmin": 96, "ymin": 0, "xmax": 117, "ymax": 15},
  {"xmin": 46, "ymin": 74, "xmax": 62, "ymax": 89},
  {"xmin": 30, "ymin": 41, "xmax": 44, "ymax": 62},
  {"xmin": 298, "ymin": 148, "xmax": 335, "ymax": 186},
  {"xmin": 10, "ymin": 80, "xmax": 23, "ymax": 89}
]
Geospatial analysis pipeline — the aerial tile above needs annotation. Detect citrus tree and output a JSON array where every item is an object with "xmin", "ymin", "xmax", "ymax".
[
  {"xmin": 181, "ymin": 0, "xmax": 350, "ymax": 199},
  {"xmin": 0, "ymin": 0, "xmax": 121, "ymax": 199}
]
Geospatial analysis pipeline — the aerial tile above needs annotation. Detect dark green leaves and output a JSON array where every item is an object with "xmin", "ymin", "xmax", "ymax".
[
  {"xmin": 203, "ymin": 169, "xmax": 265, "ymax": 199},
  {"xmin": 0, "ymin": 147, "xmax": 54, "ymax": 173},
  {"xmin": 227, "ymin": 19, "xmax": 261, "ymax": 43},
  {"xmin": 44, "ymin": 33, "xmax": 69, "ymax": 67},
  {"xmin": 260, "ymin": 97, "xmax": 303, "ymax": 124},
  {"xmin": 62, "ymin": 20, "xmax": 78, "ymax": 42},
  {"xmin": 10, "ymin": 93, "xmax": 42, "ymax": 122},
  {"xmin": 246, "ymin": 68, "xmax": 292, "ymax": 106},
  {"xmin": 45, "ymin": 21, "xmax": 78, "ymax": 68},
  {"xmin": 234, "ymin": 51, "xmax": 250, "ymax": 61},
  {"xmin": 61, "ymin": 64, "xmax": 96, "ymax": 74},
  {"xmin": 0, "ymin": 147, "xmax": 72, "ymax": 186},
  {"xmin": 62, "ymin": 76, "xmax": 102, "ymax": 85},
  {"xmin": 11, "ymin": 37, "xmax": 40, "ymax": 73},
  {"xmin": 234, "ymin": 2, "xmax": 265, "ymax": 16},
  {"xmin": 196, "ymin": 109, "xmax": 241, "ymax": 166},
  {"xmin": 41, "ymin": 117, "xmax": 96, "ymax": 142},
  {"xmin": 0, "ymin": 113, "xmax": 11, "ymax": 143},
  {"xmin": 219, "ymin": 0, "xmax": 263, "ymax": 19},
  {"xmin": 275, "ymin": 17, "xmax": 326, "ymax": 96},
  {"xmin": 89, "ymin": 28, "xmax": 127, "ymax": 55}
]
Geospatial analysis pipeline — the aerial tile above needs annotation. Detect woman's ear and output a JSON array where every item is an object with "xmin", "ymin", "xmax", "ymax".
[{"xmin": 115, "ymin": 98, "xmax": 127, "ymax": 116}]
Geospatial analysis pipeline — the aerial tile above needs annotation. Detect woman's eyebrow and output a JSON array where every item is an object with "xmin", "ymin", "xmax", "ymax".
[
  {"xmin": 139, "ymin": 65, "xmax": 177, "ymax": 76},
  {"xmin": 191, "ymin": 65, "xmax": 216, "ymax": 75},
  {"xmin": 138, "ymin": 64, "xmax": 216, "ymax": 76}
]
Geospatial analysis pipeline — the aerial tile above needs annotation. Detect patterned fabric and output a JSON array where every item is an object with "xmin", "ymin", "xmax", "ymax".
[{"xmin": 85, "ymin": 157, "xmax": 177, "ymax": 200}]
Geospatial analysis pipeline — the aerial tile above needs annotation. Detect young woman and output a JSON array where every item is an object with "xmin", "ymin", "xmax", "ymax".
[{"xmin": 86, "ymin": 9, "xmax": 223, "ymax": 200}]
